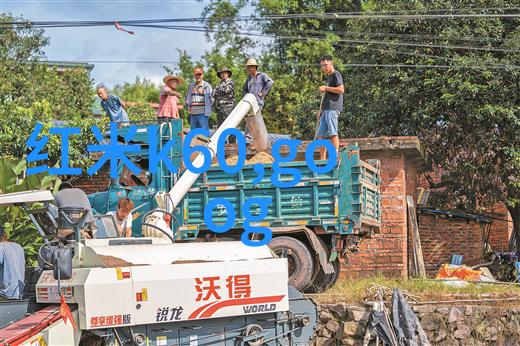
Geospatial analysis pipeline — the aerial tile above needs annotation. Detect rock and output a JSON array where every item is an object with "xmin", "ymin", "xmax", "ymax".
[
  {"xmin": 413, "ymin": 305, "xmax": 436, "ymax": 314},
  {"xmin": 434, "ymin": 329, "xmax": 447, "ymax": 342},
  {"xmin": 349, "ymin": 307, "xmax": 368, "ymax": 322},
  {"xmin": 464, "ymin": 306, "xmax": 473, "ymax": 316},
  {"xmin": 448, "ymin": 307, "xmax": 465, "ymax": 323},
  {"xmin": 420, "ymin": 315, "xmax": 442, "ymax": 331},
  {"xmin": 331, "ymin": 303, "xmax": 348, "ymax": 318},
  {"xmin": 318, "ymin": 327, "xmax": 332, "ymax": 338},
  {"xmin": 343, "ymin": 321, "xmax": 363, "ymax": 337},
  {"xmin": 454, "ymin": 325, "xmax": 471, "ymax": 339},
  {"xmin": 315, "ymin": 336, "xmax": 334, "ymax": 346},
  {"xmin": 341, "ymin": 337, "xmax": 357, "ymax": 346},
  {"xmin": 319, "ymin": 310, "xmax": 332, "ymax": 323},
  {"xmin": 436, "ymin": 306, "xmax": 450, "ymax": 315},
  {"xmin": 325, "ymin": 319, "xmax": 340, "ymax": 334}
]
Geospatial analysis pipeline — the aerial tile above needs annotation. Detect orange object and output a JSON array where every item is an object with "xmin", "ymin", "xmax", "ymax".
[
  {"xmin": 60, "ymin": 294, "xmax": 77, "ymax": 330},
  {"xmin": 436, "ymin": 264, "xmax": 481, "ymax": 281}
]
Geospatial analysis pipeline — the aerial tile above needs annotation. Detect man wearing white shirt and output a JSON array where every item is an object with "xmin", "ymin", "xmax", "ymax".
[{"xmin": 107, "ymin": 198, "xmax": 134, "ymax": 238}]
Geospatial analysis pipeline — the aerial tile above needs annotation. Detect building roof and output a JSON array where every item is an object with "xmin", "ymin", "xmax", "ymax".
[{"xmin": 418, "ymin": 206, "xmax": 492, "ymax": 224}]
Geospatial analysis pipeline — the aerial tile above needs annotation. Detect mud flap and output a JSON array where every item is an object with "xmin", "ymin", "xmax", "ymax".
[{"xmin": 300, "ymin": 228, "xmax": 335, "ymax": 275}]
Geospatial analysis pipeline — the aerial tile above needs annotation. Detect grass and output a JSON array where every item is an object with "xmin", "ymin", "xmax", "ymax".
[{"xmin": 311, "ymin": 275, "xmax": 520, "ymax": 306}]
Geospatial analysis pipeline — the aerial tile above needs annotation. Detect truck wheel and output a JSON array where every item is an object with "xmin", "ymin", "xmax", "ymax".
[{"xmin": 269, "ymin": 236, "xmax": 314, "ymax": 291}]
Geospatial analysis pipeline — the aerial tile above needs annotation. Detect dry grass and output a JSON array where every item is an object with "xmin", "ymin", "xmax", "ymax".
[{"xmin": 311, "ymin": 275, "xmax": 520, "ymax": 306}]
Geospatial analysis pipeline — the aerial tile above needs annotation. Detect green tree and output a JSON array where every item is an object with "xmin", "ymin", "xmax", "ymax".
[{"xmin": 201, "ymin": 0, "xmax": 520, "ymax": 254}]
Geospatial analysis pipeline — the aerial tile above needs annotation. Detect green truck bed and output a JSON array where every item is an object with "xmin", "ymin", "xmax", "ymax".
[{"xmin": 178, "ymin": 147, "xmax": 381, "ymax": 238}]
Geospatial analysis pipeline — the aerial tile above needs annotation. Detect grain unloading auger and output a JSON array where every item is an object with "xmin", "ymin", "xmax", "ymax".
[{"xmin": 0, "ymin": 96, "xmax": 317, "ymax": 346}]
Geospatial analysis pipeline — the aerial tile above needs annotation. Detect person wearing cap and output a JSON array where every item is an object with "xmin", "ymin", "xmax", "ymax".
[
  {"xmin": 96, "ymin": 84, "xmax": 129, "ymax": 127},
  {"xmin": 242, "ymin": 58, "xmax": 274, "ymax": 150},
  {"xmin": 157, "ymin": 75, "xmax": 184, "ymax": 121},
  {"xmin": 213, "ymin": 67, "xmax": 235, "ymax": 128},
  {"xmin": 0, "ymin": 224, "xmax": 25, "ymax": 300},
  {"xmin": 184, "ymin": 67, "xmax": 213, "ymax": 130}
]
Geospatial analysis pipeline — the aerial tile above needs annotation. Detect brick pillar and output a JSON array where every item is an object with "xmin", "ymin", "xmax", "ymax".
[{"xmin": 341, "ymin": 137, "xmax": 426, "ymax": 278}]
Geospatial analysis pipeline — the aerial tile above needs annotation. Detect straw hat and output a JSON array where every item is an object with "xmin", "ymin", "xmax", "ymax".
[
  {"xmin": 217, "ymin": 67, "xmax": 233, "ymax": 78},
  {"xmin": 163, "ymin": 75, "xmax": 184, "ymax": 85},
  {"xmin": 245, "ymin": 58, "xmax": 258, "ymax": 67}
]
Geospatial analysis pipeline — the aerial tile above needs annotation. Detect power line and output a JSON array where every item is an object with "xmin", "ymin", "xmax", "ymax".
[
  {"xmin": 38, "ymin": 60, "xmax": 520, "ymax": 70},
  {"xmin": 2, "ymin": 10, "xmax": 520, "ymax": 29}
]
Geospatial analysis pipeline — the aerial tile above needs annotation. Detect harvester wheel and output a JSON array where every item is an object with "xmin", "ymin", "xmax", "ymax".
[{"xmin": 269, "ymin": 236, "xmax": 314, "ymax": 291}]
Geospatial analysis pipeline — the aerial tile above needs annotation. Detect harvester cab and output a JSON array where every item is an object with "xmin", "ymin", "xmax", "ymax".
[{"xmin": 0, "ymin": 189, "xmax": 318, "ymax": 345}]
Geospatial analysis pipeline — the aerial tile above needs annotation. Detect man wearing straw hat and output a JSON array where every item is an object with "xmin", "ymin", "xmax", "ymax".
[
  {"xmin": 242, "ymin": 58, "xmax": 273, "ymax": 152},
  {"xmin": 213, "ymin": 67, "xmax": 235, "ymax": 128},
  {"xmin": 157, "ymin": 75, "xmax": 184, "ymax": 121}
]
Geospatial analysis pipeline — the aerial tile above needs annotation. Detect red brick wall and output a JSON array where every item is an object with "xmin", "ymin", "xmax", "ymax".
[
  {"xmin": 487, "ymin": 203, "xmax": 513, "ymax": 251},
  {"xmin": 343, "ymin": 151, "xmax": 410, "ymax": 278},
  {"xmin": 418, "ymin": 213, "xmax": 484, "ymax": 276},
  {"xmin": 71, "ymin": 164, "xmax": 111, "ymax": 194},
  {"xmin": 418, "ymin": 171, "xmax": 512, "ymax": 252}
]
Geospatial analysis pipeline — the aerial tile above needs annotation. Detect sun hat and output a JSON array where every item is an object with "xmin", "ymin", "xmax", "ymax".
[
  {"xmin": 217, "ymin": 67, "xmax": 233, "ymax": 78},
  {"xmin": 163, "ymin": 75, "xmax": 184, "ymax": 85},
  {"xmin": 245, "ymin": 58, "xmax": 258, "ymax": 67}
]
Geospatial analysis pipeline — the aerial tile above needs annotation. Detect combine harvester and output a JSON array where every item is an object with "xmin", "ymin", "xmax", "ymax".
[{"xmin": 0, "ymin": 95, "xmax": 317, "ymax": 345}]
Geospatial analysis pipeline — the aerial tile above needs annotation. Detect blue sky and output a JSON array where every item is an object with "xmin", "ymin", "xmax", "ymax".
[{"xmin": 1, "ymin": 0, "xmax": 220, "ymax": 87}]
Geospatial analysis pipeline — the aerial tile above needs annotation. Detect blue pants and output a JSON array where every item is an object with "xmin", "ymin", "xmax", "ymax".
[
  {"xmin": 316, "ymin": 110, "xmax": 339, "ymax": 137},
  {"xmin": 190, "ymin": 114, "xmax": 209, "ymax": 130}
]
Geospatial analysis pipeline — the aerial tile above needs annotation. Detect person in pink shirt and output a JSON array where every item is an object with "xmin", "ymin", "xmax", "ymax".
[{"xmin": 157, "ymin": 75, "xmax": 184, "ymax": 121}]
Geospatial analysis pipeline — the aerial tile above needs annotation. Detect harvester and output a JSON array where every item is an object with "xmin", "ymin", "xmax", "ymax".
[{"xmin": 0, "ymin": 94, "xmax": 318, "ymax": 345}]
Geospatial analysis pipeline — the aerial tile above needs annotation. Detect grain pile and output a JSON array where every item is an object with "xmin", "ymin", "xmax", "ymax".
[{"xmin": 212, "ymin": 152, "xmax": 275, "ymax": 166}]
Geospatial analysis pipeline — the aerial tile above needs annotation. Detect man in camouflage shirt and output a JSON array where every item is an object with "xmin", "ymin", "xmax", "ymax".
[{"xmin": 213, "ymin": 67, "xmax": 235, "ymax": 127}]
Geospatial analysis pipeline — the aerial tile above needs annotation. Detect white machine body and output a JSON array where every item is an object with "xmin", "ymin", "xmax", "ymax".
[{"xmin": 35, "ymin": 241, "xmax": 289, "ymax": 330}]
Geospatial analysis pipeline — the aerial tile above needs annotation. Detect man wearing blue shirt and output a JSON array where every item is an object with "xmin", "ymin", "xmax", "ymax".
[
  {"xmin": 242, "ymin": 58, "xmax": 274, "ymax": 152},
  {"xmin": 0, "ymin": 225, "xmax": 25, "ymax": 300},
  {"xmin": 97, "ymin": 84, "xmax": 129, "ymax": 126}
]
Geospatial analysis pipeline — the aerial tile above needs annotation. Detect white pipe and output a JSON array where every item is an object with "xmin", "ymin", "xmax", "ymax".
[{"xmin": 166, "ymin": 93, "xmax": 259, "ymax": 212}]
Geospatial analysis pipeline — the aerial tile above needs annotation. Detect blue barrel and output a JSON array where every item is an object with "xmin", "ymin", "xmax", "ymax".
[{"xmin": 450, "ymin": 254, "xmax": 463, "ymax": 266}]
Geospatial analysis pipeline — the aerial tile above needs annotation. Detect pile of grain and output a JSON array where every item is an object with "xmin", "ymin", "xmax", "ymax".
[{"xmin": 212, "ymin": 152, "xmax": 275, "ymax": 167}]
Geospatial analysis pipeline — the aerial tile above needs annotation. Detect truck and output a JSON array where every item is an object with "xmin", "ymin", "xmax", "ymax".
[{"xmin": 88, "ymin": 94, "xmax": 382, "ymax": 292}]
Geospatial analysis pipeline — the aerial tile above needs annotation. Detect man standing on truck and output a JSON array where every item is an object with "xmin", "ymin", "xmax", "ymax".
[
  {"xmin": 213, "ymin": 67, "xmax": 235, "ymax": 128},
  {"xmin": 317, "ymin": 55, "xmax": 344, "ymax": 160},
  {"xmin": 0, "ymin": 225, "xmax": 25, "ymax": 300},
  {"xmin": 242, "ymin": 58, "xmax": 273, "ymax": 151},
  {"xmin": 185, "ymin": 67, "xmax": 213, "ymax": 130},
  {"xmin": 96, "ymin": 84, "xmax": 129, "ymax": 126}
]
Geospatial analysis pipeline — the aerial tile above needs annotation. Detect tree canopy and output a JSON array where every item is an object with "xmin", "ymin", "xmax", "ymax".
[{"xmin": 199, "ymin": 0, "xmax": 520, "ymax": 251}]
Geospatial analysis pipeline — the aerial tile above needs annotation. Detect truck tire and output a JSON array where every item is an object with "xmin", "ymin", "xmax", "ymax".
[{"xmin": 269, "ymin": 236, "xmax": 314, "ymax": 291}]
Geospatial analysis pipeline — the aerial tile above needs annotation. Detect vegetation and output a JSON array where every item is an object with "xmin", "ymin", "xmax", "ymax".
[
  {"xmin": 199, "ymin": 0, "xmax": 520, "ymax": 255},
  {"xmin": 319, "ymin": 275, "xmax": 520, "ymax": 305}
]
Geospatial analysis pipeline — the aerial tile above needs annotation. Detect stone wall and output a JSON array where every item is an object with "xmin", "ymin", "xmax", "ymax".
[{"xmin": 313, "ymin": 302, "xmax": 520, "ymax": 345}]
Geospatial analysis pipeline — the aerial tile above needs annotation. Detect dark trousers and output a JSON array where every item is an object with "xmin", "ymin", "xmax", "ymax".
[{"xmin": 216, "ymin": 104, "xmax": 234, "ymax": 128}]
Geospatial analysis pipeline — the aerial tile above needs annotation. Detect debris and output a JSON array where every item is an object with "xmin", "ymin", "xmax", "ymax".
[
  {"xmin": 435, "ymin": 264, "xmax": 481, "ymax": 281},
  {"xmin": 364, "ymin": 283, "xmax": 421, "ymax": 303}
]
